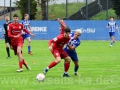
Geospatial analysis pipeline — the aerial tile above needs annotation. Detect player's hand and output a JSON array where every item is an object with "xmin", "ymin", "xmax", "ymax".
[
  {"xmin": 106, "ymin": 26, "xmax": 109, "ymax": 28},
  {"xmin": 2, "ymin": 34, "xmax": 5, "ymax": 38},
  {"xmin": 14, "ymin": 34, "xmax": 21, "ymax": 38},
  {"xmin": 58, "ymin": 18, "xmax": 63, "ymax": 22},
  {"xmin": 29, "ymin": 30, "xmax": 32, "ymax": 33},
  {"xmin": 21, "ymin": 32, "xmax": 25, "ymax": 35},
  {"xmin": 67, "ymin": 42, "xmax": 70, "ymax": 46},
  {"xmin": 57, "ymin": 18, "xmax": 60, "ymax": 21},
  {"xmin": 30, "ymin": 33, "xmax": 35, "ymax": 37},
  {"xmin": 116, "ymin": 26, "xmax": 118, "ymax": 30},
  {"xmin": 49, "ymin": 46, "xmax": 53, "ymax": 51}
]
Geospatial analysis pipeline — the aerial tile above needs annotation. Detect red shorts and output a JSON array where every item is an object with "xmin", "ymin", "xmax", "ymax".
[
  {"xmin": 51, "ymin": 49, "xmax": 68, "ymax": 59},
  {"xmin": 11, "ymin": 42, "xmax": 23, "ymax": 55}
]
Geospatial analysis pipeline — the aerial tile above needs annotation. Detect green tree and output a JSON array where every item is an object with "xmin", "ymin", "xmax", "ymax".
[
  {"xmin": 36, "ymin": 0, "xmax": 55, "ymax": 20},
  {"xmin": 15, "ymin": 0, "xmax": 37, "ymax": 20},
  {"xmin": 112, "ymin": 0, "xmax": 120, "ymax": 19}
]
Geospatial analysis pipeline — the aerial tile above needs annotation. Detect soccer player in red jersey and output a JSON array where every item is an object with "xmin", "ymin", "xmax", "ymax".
[
  {"xmin": 44, "ymin": 27, "xmax": 71, "ymax": 77},
  {"xmin": 8, "ymin": 14, "xmax": 35, "ymax": 72},
  {"xmin": 57, "ymin": 18, "xmax": 66, "ymax": 34}
]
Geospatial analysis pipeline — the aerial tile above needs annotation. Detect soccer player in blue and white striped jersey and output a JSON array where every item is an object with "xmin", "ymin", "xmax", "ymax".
[
  {"xmin": 22, "ymin": 14, "xmax": 33, "ymax": 55},
  {"xmin": 106, "ymin": 16, "xmax": 118, "ymax": 47},
  {"xmin": 64, "ymin": 29, "xmax": 81, "ymax": 75}
]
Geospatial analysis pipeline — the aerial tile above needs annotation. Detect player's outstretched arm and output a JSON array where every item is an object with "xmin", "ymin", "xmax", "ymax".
[
  {"xmin": 106, "ymin": 23, "xmax": 109, "ymax": 28},
  {"xmin": 2, "ymin": 34, "xmax": 5, "ymax": 38},
  {"xmin": 3, "ymin": 25, "xmax": 5, "ymax": 38},
  {"xmin": 30, "ymin": 33, "xmax": 35, "ymax": 37},
  {"xmin": 28, "ymin": 25, "xmax": 32, "ymax": 33},
  {"xmin": 48, "ymin": 40, "xmax": 54, "ymax": 51},
  {"xmin": 23, "ymin": 28, "xmax": 35, "ymax": 37},
  {"xmin": 58, "ymin": 18, "xmax": 66, "ymax": 29}
]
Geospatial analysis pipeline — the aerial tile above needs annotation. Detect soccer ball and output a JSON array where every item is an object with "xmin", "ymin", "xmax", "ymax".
[{"xmin": 36, "ymin": 73, "xmax": 45, "ymax": 81}]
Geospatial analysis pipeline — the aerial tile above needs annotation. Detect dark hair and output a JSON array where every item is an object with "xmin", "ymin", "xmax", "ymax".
[
  {"xmin": 64, "ymin": 26, "xmax": 71, "ymax": 33},
  {"xmin": 110, "ymin": 16, "xmax": 114, "ymax": 19},
  {"xmin": 13, "ymin": 14, "xmax": 18, "ymax": 17}
]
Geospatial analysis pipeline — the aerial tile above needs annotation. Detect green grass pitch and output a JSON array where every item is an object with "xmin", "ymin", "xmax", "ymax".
[{"xmin": 0, "ymin": 40, "xmax": 120, "ymax": 90}]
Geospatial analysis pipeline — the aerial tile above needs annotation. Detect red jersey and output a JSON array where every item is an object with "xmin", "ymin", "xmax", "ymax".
[
  {"xmin": 49, "ymin": 34, "xmax": 70, "ymax": 50},
  {"xmin": 8, "ymin": 22, "xmax": 30, "ymax": 45},
  {"xmin": 60, "ymin": 22, "xmax": 66, "ymax": 34}
]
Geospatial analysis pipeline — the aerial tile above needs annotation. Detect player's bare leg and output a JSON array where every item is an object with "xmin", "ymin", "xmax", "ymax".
[
  {"xmin": 10, "ymin": 45, "xmax": 13, "ymax": 50},
  {"xmin": 63, "ymin": 56, "xmax": 71, "ymax": 77},
  {"xmin": 16, "ymin": 46, "xmax": 30, "ymax": 72},
  {"xmin": 27, "ymin": 37, "xmax": 33, "ymax": 55},
  {"xmin": 73, "ymin": 61, "xmax": 79, "ymax": 75},
  {"xmin": 110, "ymin": 36, "xmax": 114, "ymax": 47},
  {"xmin": 44, "ymin": 57, "xmax": 61, "ymax": 74},
  {"xmin": 112, "ymin": 36, "xmax": 116, "ymax": 43}
]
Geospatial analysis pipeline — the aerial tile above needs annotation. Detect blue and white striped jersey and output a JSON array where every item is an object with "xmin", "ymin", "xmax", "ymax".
[
  {"xmin": 65, "ymin": 33, "xmax": 81, "ymax": 52},
  {"xmin": 107, "ymin": 21, "xmax": 117, "ymax": 32},
  {"xmin": 22, "ymin": 20, "xmax": 30, "ymax": 31}
]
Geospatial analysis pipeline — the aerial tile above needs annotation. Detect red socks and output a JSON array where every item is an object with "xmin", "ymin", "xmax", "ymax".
[
  {"xmin": 64, "ymin": 62, "xmax": 70, "ymax": 72},
  {"xmin": 22, "ymin": 59, "xmax": 27, "ymax": 67},
  {"xmin": 48, "ymin": 61, "xmax": 57, "ymax": 69},
  {"xmin": 19, "ymin": 61, "xmax": 23, "ymax": 69},
  {"xmin": 19, "ymin": 59, "xmax": 28, "ymax": 69},
  {"xmin": 47, "ymin": 61, "xmax": 70, "ymax": 73}
]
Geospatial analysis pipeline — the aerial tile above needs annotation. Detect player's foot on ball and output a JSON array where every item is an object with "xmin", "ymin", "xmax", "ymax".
[
  {"xmin": 44, "ymin": 68, "xmax": 48, "ymax": 74},
  {"xmin": 7, "ymin": 56, "xmax": 11, "ymax": 59},
  {"xmin": 28, "ymin": 51, "xmax": 33, "ymax": 55},
  {"xmin": 16, "ymin": 68, "xmax": 23, "ymax": 72},
  {"xmin": 26, "ymin": 66, "xmax": 31, "ymax": 70},
  {"xmin": 62, "ymin": 73, "xmax": 70, "ymax": 77}
]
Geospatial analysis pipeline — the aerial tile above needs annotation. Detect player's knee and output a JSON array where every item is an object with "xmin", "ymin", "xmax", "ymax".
[
  {"xmin": 10, "ymin": 46, "xmax": 13, "ymax": 50},
  {"xmin": 28, "ymin": 41, "xmax": 31, "ymax": 43},
  {"xmin": 65, "ymin": 57, "xmax": 71, "ymax": 63},
  {"xmin": 6, "ymin": 45, "xmax": 9, "ymax": 48},
  {"xmin": 74, "ymin": 61, "xmax": 79, "ymax": 67},
  {"xmin": 6, "ymin": 43, "xmax": 9, "ymax": 47},
  {"xmin": 67, "ymin": 59, "xmax": 71, "ymax": 63},
  {"xmin": 55, "ymin": 59, "xmax": 61, "ymax": 63},
  {"xmin": 75, "ymin": 64, "xmax": 79, "ymax": 67},
  {"xmin": 17, "ymin": 51, "xmax": 21, "ymax": 55}
]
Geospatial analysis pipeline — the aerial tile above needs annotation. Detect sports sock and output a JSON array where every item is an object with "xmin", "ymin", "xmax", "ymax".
[
  {"xmin": 21, "ymin": 50, "xmax": 22, "ymax": 54},
  {"xmin": 22, "ymin": 59, "xmax": 27, "ymax": 67},
  {"xmin": 64, "ymin": 62, "xmax": 70, "ymax": 73},
  {"xmin": 28, "ymin": 46, "xmax": 31, "ymax": 52},
  {"xmin": 110, "ymin": 42, "xmax": 113, "ymax": 45},
  {"xmin": 113, "ymin": 40, "xmax": 115, "ymax": 43},
  {"xmin": 48, "ymin": 61, "xmax": 57, "ymax": 69},
  {"xmin": 74, "ymin": 66, "xmax": 79, "ymax": 73},
  {"xmin": 19, "ymin": 61, "xmax": 23, "ymax": 69},
  {"xmin": 6, "ymin": 47, "xmax": 10, "ymax": 57}
]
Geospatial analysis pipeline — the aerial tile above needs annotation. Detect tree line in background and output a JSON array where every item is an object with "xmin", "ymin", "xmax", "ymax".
[
  {"xmin": 15, "ymin": 0, "xmax": 54, "ymax": 20},
  {"xmin": 15, "ymin": 0, "xmax": 120, "ymax": 20},
  {"xmin": 112, "ymin": 0, "xmax": 120, "ymax": 19},
  {"xmin": 15, "ymin": 0, "xmax": 37, "ymax": 20}
]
